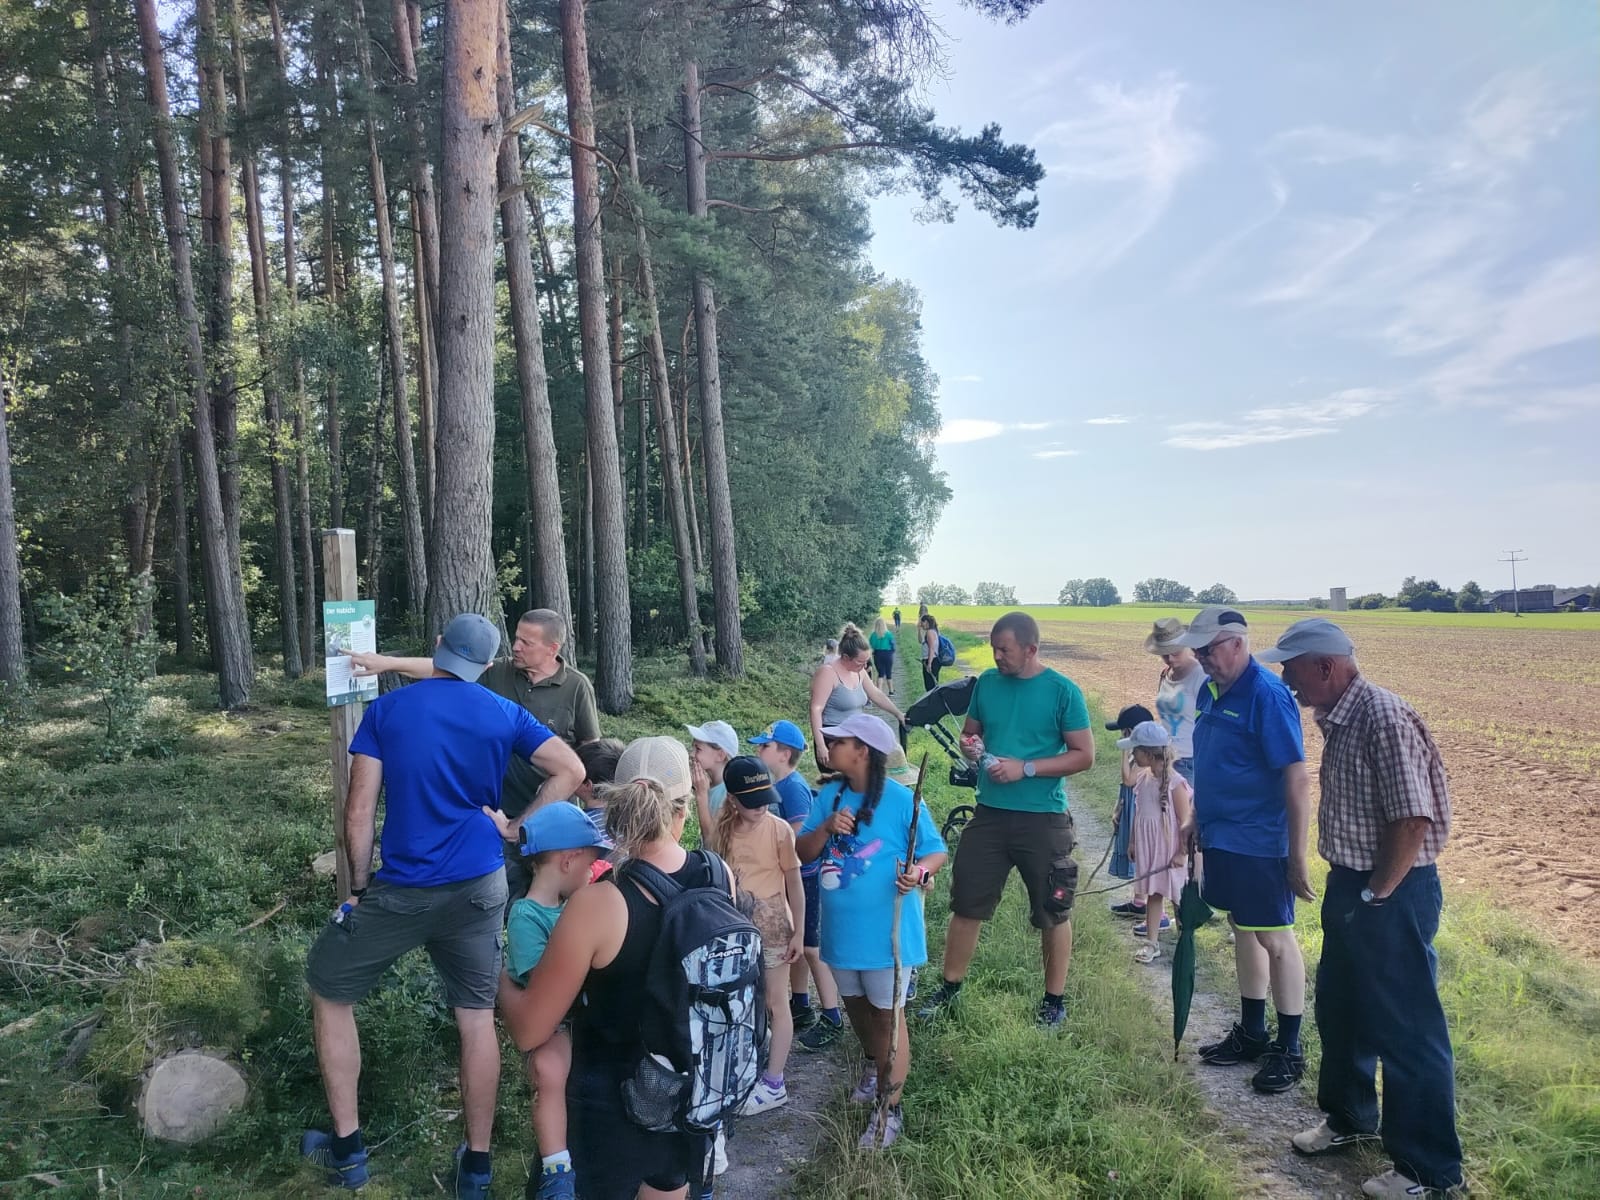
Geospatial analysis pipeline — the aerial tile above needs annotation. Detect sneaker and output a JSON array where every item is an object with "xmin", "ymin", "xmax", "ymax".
[
  {"xmin": 712, "ymin": 1126, "xmax": 728, "ymax": 1175},
  {"xmin": 1131, "ymin": 917, "xmax": 1173, "ymax": 936},
  {"xmin": 790, "ymin": 998, "xmax": 817, "ymax": 1033},
  {"xmin": 300, "ymin": 1130, "xmax": 370, "ymax": 1190},
  {"xmin": 1133, "ymin": 942, "xmax": 1162, "ymax": 964},
  {"xmin": 857, "ymin": 1105, "xmax": 903, "ymax": 1150},
  {"xmin": 1197, "ymin": 1022, "xmax": 1272, "ymax": 1066},
  {"xmin": 1110, "ymin": 900, "xmax": 1146, "ymax": 917},
  {"xmin": 914, "ymin": 981, "xmax": 963, "ymax": 1023},
  {"xmin": 737, "ymin": 1078, "xmax": 789, "ymax": 1116},
  {"xmin": 1362, "ymin": 1168, "xmax": 1464, "ymax": 1198},
  {"xmin": 1035, "ymin": 997, "xmax": 1066, "ymax": 1031},
  {"xmin": 451, "ymin": 1145, "xmax": 492, "ymax": 1200},
  {"xmin": 1292, "ymin": 1120, "xmax": 1379, "ymax": 1157},
  {"xmin": 529, "ymin": 1164, "xmax": 576, "ymax": 1200},
  {"xmin": 798, "ymin": 1015, "xmax": 844, "ymax": 1051},
  {"xmin": 849, "ymin": 1064, "xmax": 879, "ymax": 1104},
  {"xmin": 1251, "ymin": 1047, "xmax": 1306, "ymax": 1094}
]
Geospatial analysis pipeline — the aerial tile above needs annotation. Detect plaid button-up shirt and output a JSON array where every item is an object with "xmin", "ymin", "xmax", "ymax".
[{"xmin": 1313, "ymin": 675, "xmax": 1451, "ymax": 870}]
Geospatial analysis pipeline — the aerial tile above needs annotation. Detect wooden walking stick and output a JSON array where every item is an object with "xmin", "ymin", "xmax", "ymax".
[{"xmin": 877, "ymin": 752, "xmax": 928, "ymax": 1145}]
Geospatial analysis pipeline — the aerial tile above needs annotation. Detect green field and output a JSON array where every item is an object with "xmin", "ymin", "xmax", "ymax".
[{"xmin": 899, "ymin": 602, "xmax": 1600, "ymax": 632}]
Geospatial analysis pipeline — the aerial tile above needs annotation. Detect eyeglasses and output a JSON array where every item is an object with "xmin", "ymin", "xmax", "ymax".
[{"xmin": 1195, "ymin": 637, "xmax": 1237, "ymax": 660}]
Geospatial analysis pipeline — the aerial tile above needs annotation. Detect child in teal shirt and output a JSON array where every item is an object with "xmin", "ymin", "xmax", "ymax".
[{"xmin": 507, "ymin": 804, "xmax": 613, "ymax": 1200}]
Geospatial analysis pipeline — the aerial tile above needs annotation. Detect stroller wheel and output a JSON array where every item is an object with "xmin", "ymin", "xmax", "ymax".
[{"xmin": 941, "ymin": 805, "xmax": 976, "ymax": 848}]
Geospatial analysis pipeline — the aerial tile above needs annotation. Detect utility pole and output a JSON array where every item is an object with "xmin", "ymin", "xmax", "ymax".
[{"xmin": 1499, "ymin": 550, "xmax": 1526, "ymax": 617}]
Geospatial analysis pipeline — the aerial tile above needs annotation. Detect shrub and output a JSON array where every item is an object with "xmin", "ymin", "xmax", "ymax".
[
  {"xmin": 1195, "ymin": 583, "xmax": 1238, "ymax": 605},
  {"xmin": 36, "ymin": 564, "xmax": 159, "ymax": 761}
]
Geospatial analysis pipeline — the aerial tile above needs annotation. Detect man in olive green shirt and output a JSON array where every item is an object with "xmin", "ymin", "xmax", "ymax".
[
  {"xmin": 349, "ymin": 609, "xmax": 600, "ymax": 902},
  {"xmin": 915, "ymin": 611, "xmax": 1094, "ymax": 1031}
]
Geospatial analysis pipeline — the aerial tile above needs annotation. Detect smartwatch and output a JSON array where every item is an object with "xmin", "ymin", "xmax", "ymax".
[
  {"xmin": 1022, "ymin": 760, "xmax": 1037, "ymax": 778},
  {"xmin": 1360, "ymin": 887, "xmax": 1386, "ymax": 907}
]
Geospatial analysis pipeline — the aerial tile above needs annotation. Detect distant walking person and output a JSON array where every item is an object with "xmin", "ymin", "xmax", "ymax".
[
  {"xmin": 302, "ymin": 614, "xmax": 584, "ymax": 1198},
  {"xmin": 892, "ymin": 607, "xmax": 902, "ymax": 632},
  {"xmin": 1260, "ymin": 620, "xmax": 1465, "ymax": 1200},
  {"xmin": 869, "ymin": 617, "xmax": 897, "ymax": 696},
  {"xmin": 918, "ymin": 614, "xmax": 942, "ymax": 693},
  {"xmin": 916, "ymin": 612, "xmax": 1094, "ymax": 1030},
  {"xmin": 1176, "ymin": 607, "xmax": 1313, "ymax": 1096}
]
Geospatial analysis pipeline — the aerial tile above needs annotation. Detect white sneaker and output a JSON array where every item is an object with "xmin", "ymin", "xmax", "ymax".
[
  {"xmin": 848, "ymin": 1065, "xmax": 878, "ymax": 1104},
  {"xmin": 1362, "ymin": 1168, "xmax": 1459, "ymax": 1198},
  {"xmin": 737, "ymin": 1078, "xmax": 788, "ymax": 1117},
  {"xmin": 1292, "ymin": 1119, "xmax": 1378, "ymax": 1157},
  {"xmin": 857, "ymin": 1106, "xmax": 903, "ymax": 1150},
  {"xmin": 712, "ymin": 1126, "xmax": 728, "ymax": 1175}
]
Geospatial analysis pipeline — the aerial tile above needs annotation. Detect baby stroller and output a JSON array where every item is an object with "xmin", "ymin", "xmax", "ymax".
[{"xmin": 905, "ymin": 675, "xmax": 979, "ymax": 846}]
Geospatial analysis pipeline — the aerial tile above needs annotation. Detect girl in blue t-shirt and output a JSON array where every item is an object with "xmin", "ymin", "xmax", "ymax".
[{"xmin": 796, "ymin": 714, "xmax": 947, "ymax": 1151}]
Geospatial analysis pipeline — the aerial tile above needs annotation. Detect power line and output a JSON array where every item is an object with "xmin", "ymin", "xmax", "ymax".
[{"xmin": 1498, "ymin": 549, "xmax": 1527, "ymax": 617}]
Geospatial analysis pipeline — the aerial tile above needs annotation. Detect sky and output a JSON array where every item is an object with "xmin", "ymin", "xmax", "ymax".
[{"xmin": 868, "ymin": 0, "xmax": 1600, "ymax": 602}]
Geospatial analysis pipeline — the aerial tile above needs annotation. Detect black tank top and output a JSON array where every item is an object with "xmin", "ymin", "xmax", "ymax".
[{"xmin": 573, "ymin": 851, "xmax": 717, "ymax": 1065}]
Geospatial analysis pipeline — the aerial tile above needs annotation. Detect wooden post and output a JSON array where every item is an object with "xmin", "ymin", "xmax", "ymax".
[{"xmin": 323, "ymin": 528, "xmax": 364, "ymax": 898}]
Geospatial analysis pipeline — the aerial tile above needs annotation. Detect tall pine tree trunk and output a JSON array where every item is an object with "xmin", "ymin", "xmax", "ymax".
[
  {"xmin": 675, "ymin": 309, "xmax": 704, "ymax": 573},
  {"xmin": 170, "ymin": 442, "xmax": 193, "ymax": 657},
  {"xmin": 316, "ymin": 31, "xmax": 344, "ymax": 529},
  {"xmin": 363, "ymin": 347, "xmax": 387, "ymax": 600},
  {"xmin": 232, "ymin": 0, "xmax": 303, "ymax": 677},
  {"xmin": 267, "ymin": 0, "xmax": 318, "ymax": 659},
  {"xmin": 0, "ymin": 374, "xmax": 24, "ymax": 687},
  {"xmin": 390, "ymin": 0, "xmax": 440, "ymax": 355},
  {"xmin": 427, "ymin": 0, "xmax": 502, "ymax": 637},
  {"xmin": 625, "ymin": 115, "xmax": 704, "ymax": 676},
  {"xmin": 412, "ymin": 220, "xmax": 436, "ymax": 528},
  {"xmin": 681, "ymin": 62, "xmax": 743, "ymax": 674},
  {"xmin": 559, "ymin": 0, "xmax": 632, "ymax": 711},
  {"xmin": 496, "ymin": 0, "xmax": 572, "ymax": 639},
  {"xmin": 353, "ymin": 0, "xmax": 427, "ymax": 621},
  {"xmin": 196, "ymin": 0, "xmax": 241, "ymax": 580},
  {"xmin": 136, "ymin": 0, "xmax": 253, "ymax": 707}
]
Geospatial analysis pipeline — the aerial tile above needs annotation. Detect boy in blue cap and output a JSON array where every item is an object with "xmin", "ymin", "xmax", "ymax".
[
  {"xmin": 506, "ymin": 803, "xmax": 614, "ymax": 1200},
  {"xmin": 751, "ymin": 720, "xmax": 844, "ymax": 1048}
]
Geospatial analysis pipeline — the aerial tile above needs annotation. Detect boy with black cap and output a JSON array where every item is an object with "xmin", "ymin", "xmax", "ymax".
[
  {"xmin": 507, "ymin": 804, "xmax": 614, "ymax": 1200},
  {"xmin": 707, "ymin": 755, "xmax": 804, "ymax": 1116}
]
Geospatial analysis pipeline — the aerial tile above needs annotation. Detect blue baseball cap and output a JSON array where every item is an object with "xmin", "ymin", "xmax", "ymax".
[
  {"xmin": 434, "ymin": 613, "xmax": 500, "ymax": 683},
  {"xmin": 749, "ymin": 719, "xmax": 807, "ymax": 751},
  {"xmin": 518, "ymin": 802, "xmax": 615, "ymax": 858}
]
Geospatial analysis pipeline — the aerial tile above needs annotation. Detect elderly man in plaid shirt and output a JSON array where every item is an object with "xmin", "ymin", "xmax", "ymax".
[{"xmin": 1260, "ymin": 619, "xmax": 1464, "ymax": 1200}]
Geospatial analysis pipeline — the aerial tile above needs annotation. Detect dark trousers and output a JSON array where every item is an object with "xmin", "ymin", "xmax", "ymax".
[
  {"xmin": 922, "ymin": 662, "xmax": 941, "ymax": 692},
  {"xmin": 1317, "ymin": 864, "xmax": 1462, "ymax": 1190}
]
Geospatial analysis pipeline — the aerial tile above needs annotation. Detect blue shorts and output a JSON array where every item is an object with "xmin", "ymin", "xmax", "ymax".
[
  {"xmin": 802, "ymin": 871, "xmax": 821, "ymax": 949},
  {"xmin": 1200, "ymin": 847, "xmax": 1294, "ymax": 930}
]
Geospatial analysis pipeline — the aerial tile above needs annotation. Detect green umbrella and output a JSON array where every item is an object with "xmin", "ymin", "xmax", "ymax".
[{"xmin": 1171, "ymin": 847, "xmax": 1214, "ymax": 1060}]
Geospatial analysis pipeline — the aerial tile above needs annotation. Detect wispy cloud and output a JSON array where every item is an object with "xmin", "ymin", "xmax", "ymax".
[
  {"xmin": 1084, "ymin": 415, "xmax": 1130, "ymax": 425},
  {"xmin": 1033, "ymin": 449, "xmax": 1081, "ymax": 459},
  {"xmin": 1166, "ymin": 389, "xmax": 1384, "ymax": 452},
  {"xmin": 952, "ymin": 373, "xmax": 984, "ymax": 384},
  {"xmin": 1172, "ymin": 172, "xmax": 1289, "ymax": 293},
  {"xmin": 1245, "ymin": 69, "xmax": 1597, "ymax": 419},
  {"xmin": 936, "ymin": 418, "xmax": 1058, "ymax": 445},
  {"xmin": 1031, "ymin": 71, "xmax": 1209, "ymax": 273}
]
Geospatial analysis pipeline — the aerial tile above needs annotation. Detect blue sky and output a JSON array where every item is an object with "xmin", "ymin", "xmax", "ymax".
[{"xmin": 869, "ymin": 1, "xmax": 1599, "ymax": 602}]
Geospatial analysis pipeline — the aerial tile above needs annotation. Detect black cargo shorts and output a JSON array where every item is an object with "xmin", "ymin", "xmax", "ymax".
[{"xmin": 948, "ymin": 806, "xmax": 1078, "ymax": 929}]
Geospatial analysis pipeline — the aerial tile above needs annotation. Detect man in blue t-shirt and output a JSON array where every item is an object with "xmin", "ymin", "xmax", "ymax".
[
  {"xmin": 302, "ymin": 613, "xmax": 584, "ymax": 1197},
  {"xmin": 1176, "ymin": 606, "xmax": 1312, "ymax": 1098}
]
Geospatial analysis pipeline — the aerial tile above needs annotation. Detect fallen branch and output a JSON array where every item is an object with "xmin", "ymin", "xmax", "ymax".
[{"xmin": 238, "ymin": 898, "xmax": 286, "ymax": 932}]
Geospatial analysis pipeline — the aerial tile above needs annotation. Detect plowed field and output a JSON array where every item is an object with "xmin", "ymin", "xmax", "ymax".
[{"xmin": 944, "ymin": 611, "xmax": 1600, "ymax": 959}]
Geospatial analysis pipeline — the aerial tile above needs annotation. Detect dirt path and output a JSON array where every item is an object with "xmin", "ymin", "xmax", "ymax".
[{"xmin": 1077, "ymin": 800, "xmax": 1377, "ymax": 1199}]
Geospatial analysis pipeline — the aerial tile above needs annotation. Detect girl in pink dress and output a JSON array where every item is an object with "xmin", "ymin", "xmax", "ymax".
[{"xmin": 1117, "ymin": 722, "xmax": 1193, "ymax": 964}]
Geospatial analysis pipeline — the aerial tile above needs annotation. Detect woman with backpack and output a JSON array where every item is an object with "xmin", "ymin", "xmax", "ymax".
[
  {"xmin": 498, "ymin": 735, "xmax": 753, "ymax": 1200},
  {"xmin": 795, "ymin": 714, "xmax": 948, "ymax": 1150},
  {"xmin": 919, "ymin": 614, "xmax": 948, "ymax": 693}
]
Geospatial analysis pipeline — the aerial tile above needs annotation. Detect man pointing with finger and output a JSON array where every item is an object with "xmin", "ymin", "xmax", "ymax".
[{"xmin": 1178, "ymin": 606, "xmax": 1313, "ymax": 1095}]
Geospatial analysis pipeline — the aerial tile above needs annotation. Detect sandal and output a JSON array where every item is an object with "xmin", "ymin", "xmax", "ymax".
[{"xmin": 1133, "ymin": 943, "xmax": 1162, "ymax": 964}]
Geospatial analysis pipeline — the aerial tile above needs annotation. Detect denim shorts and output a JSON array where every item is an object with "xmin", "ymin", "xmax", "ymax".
[
  {"xmin": 802, "ymin": 871, "xmax": 822, "ymax": 948},
  {"xmin": 305, "ymin": 869, "xmax": 508, "ymax": 1008}
]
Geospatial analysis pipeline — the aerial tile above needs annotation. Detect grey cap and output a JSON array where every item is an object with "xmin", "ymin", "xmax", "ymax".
[
  {"xmin": 1176, "ymin": 605, "xmax": 1250, "ymax": 648},
  {"xmin": 433, "ymin": 613, "xmax": 500, "ymax": 682},
  {"xmin": 1256, "ymin": 618, "xmax": 1355, "ymax": 663}
]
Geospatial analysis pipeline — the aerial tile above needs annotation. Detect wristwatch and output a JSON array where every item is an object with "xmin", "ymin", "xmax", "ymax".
[
  {"xmin": 1359, "ymin": 887, "xmax": 1386, "ymax": 907},
  {"xmin": 1022, "ymin": 760, "xmax": 1037, "ymax": 778}
]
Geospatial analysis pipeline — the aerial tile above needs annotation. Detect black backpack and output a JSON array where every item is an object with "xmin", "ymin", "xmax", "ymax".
[{"xmin": 618, "ymin": 851, "xmax": 768, "ymax": 1134}]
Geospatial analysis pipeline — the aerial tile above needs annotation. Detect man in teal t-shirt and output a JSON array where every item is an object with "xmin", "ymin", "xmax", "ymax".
[{"xmin": 916, "ymin": 612, "xmax": 1094, "ymax": 1031}]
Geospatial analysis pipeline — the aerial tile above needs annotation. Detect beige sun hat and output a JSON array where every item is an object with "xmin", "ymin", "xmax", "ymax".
[{"xmin": 1143, "ymin": 616, "xmax": 1189, "ymax": 654}]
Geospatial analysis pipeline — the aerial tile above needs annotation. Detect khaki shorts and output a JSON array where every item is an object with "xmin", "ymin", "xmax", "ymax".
[
  {"xmin": 949, "ymin": 806, "xmax": 1078, "ymax": 929},
  {"xmin": 305, "ymin": 869, "xmax": 508, "ymax": 1009}
]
